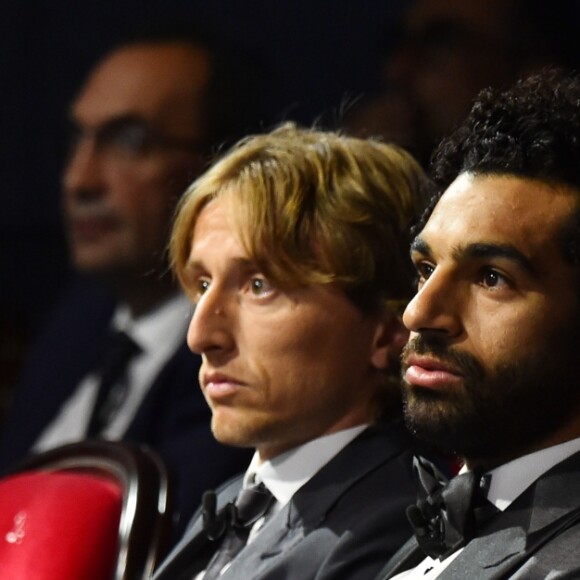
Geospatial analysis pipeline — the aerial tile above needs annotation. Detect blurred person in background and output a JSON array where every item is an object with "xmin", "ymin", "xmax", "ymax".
[
  {"xmin": 0, "ymin": 20, "xmax": 278, "ymax": 537},
  {"xmin": 344, "ymin": 0, "xmax": 580, "ymax": 167}
]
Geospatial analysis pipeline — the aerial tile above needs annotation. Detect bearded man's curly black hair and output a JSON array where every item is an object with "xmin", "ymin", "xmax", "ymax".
[{"xmin": 412, "ymin": 69, "xmax": 580, "ymax": 265}]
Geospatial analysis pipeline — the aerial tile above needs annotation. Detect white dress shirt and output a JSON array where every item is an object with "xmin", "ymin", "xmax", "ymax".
[
  {"xmin": 393, "ymin": 436, "xmax": 580, "ymax": 579},
  {"xmin": 34, "ymin": 292, "xmax": 192, "ymax": 451}
]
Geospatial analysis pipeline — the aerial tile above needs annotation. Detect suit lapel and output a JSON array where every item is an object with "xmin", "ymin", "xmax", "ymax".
[
  {"xmin": 378, "ymin": 450, "xmax": 580, "ymax": 580},
  {"xmin": 439, "ymin": 450, "xmax": 580, "ymax": 579},
  {"xmin": 153, "ymin": 475, "xmax": 243, "ymax": 580},
  {"xmin": 222, "ymin": 423, "xmax": 413, "ymax": 579},
  {"xmin": 375, "ymin": 537, "xmax": 424, "ymax": 580}
]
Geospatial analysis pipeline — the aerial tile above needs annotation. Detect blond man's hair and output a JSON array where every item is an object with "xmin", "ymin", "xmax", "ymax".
[{"xmin": 171, "ymin": 123, "xmax": 429, "ymax": 315}]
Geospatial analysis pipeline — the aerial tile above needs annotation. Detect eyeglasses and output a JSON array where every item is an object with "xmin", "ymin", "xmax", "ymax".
[{"xmin": 68, "ymin": 115, "xmax": 206, "ymax": 162}]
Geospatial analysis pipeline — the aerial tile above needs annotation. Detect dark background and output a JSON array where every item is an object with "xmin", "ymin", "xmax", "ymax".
[
  {"xmin": 5, "ymin": 0, "xmax": 579, "ymax": 402},
  {"xmin": 0, "ymin": 0, "xmax": 410, "ymax": 344}
]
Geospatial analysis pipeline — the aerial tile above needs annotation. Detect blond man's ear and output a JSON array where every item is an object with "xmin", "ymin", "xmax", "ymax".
[{"xmin": 370, "ymin": 311, "xmax": 409, "ymax": 371}]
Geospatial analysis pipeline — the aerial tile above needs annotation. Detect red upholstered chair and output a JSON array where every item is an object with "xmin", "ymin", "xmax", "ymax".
[{"xmin": 0, "ymin": 440, "xmax": 173, "ymax": 579}]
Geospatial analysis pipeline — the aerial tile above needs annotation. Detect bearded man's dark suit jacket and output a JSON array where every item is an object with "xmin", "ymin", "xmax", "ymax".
[
  {"xmin": 153, "ymin": 422, "xmax": 417, "ymax": 580},
  {"xmin": 0, "ymin": 277, "xmax": 251, "ymax": 535},
  {"xmin": 377, "ymin": 449, "xmax": 580, "ymax": 580}
]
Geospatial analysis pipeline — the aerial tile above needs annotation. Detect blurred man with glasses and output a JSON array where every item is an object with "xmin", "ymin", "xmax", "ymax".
[{"xmin": 0, "ymin": 21, "xmax": 274, "ymax": 537}]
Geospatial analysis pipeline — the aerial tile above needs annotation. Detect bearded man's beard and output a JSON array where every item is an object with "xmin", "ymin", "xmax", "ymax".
[{"xmin": 401, "ymin": 332, "xmax": 580, "ymax": 465}]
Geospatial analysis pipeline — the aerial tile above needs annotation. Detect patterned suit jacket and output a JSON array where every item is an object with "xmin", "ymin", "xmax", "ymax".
[{"xmin": 377, "ymin": 450, "xmax": 580, "ymax": 580}]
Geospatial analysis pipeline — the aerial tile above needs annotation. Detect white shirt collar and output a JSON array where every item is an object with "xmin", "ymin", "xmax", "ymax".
[
  {"xmin": 243, "ymin": 424, "xmax": 368, "ymax": 508},
  {"xmin": 33, "ymin": 292, "xmax": 193, "ymax": 450},
  {"xmin": 482, "ymin": 436, "xmax": 580, "ymax": 511},
  {"xmin": 112, "ymin": 292, "xmax": 192, "ymax": 357}
]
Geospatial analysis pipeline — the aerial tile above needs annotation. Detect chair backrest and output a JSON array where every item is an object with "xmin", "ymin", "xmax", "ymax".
[{"xmin": 0, "ymin": 440, "xmax": 173, "ymax": 580}]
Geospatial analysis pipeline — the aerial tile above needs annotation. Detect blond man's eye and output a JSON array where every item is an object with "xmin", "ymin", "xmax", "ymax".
[
  {"xmin": 249, "ymin": 276, "xmax": 274, "ymax": 296},
  {"xmin": 194, "ymin": 278, "xmax": 210, "ymax": 301}
]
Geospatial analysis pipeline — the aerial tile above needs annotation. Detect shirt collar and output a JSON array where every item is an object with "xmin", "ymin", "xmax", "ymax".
[
  {"xmin": 482, "ymin": 436, "xmax": 580, "ymax": 511},
  {"xmin": 112, "ymin": 292, "xmax": 192, "ymax": 356},
  {"xmin": 243, "ymin": 424, "xmax": 368, "ymax": 508}
]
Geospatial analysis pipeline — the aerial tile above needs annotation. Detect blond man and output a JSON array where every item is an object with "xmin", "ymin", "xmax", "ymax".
[{"xmin": 154, "ymin": 124, "xmax": 430, "ymax": 580}]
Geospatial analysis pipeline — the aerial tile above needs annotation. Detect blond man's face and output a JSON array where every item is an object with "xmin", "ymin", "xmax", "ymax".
[{"xmin": 181, "ymin": 194, "xmax": 392, "ymax": 460}]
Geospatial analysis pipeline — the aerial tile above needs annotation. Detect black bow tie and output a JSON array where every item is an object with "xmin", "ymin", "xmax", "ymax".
[
  {"xmin": 201, "ymin": 483, "xmax": 275, "ymax": 580},
  {"xmin": 406, "ymin": 456, "xmax": 498, "ymax": 560},
  {"xmin": 202, "ymin": 483, "xmax": 274, "ymax": 541}
]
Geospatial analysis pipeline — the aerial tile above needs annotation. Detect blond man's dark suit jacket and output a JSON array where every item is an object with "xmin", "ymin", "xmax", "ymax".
[
  {"xmin": 377, "ymin": 450, "xmax": 580, "ymax": 580},
  {"xmin": 153, "ymin": 422, "xmax": 417, "ymax": 580}
]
